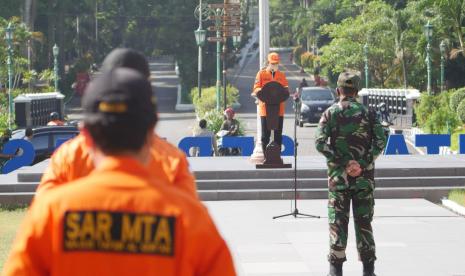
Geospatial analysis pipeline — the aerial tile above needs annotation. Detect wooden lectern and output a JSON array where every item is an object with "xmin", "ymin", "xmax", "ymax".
[{"xmin": 256, "ymin": 81, "xmax": 292, "ymax": 169}]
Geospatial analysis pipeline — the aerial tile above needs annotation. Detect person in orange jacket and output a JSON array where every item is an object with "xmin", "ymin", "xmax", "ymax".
[
  {"xmin": 252, "ymin": 52, "xmax": 290, "ymax": 154},
  {"xmin": 2, "ymin": 68, "xmax": 236, "ymax": 276},
  {"xmin": 37, "ymin": 48, "xmax": 197, "ymax": 199}
]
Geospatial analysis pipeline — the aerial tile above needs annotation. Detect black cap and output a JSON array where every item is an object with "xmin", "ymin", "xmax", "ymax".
[
  {"xmin": 100, "ymin": 48, "xmax": 150, "ymax": 79},
  {"xmin": 82, "ymin": 68, "xmax": 156, "ymax": 128}
]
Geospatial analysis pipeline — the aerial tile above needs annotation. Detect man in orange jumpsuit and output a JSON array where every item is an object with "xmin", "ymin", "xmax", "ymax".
[
  {"xmin": 2, "ymin": 68, "xmax": 236, "ymax": 276},
  {"xmin": 252, "ymin": 52, "xmax": 290, "ymax": 154},
  {"xmin": 37, "ymin": 48, "xmax": 197, "ymax": 199}
]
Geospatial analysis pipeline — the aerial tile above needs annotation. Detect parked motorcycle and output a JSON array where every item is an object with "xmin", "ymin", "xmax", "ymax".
[
  {"xmin": 216, "ymin": 130, "xmax": 241, "ymax": 156},
  {"xmin": 377, "ymin": 102, "xmax": 395, "ymax": 138}
]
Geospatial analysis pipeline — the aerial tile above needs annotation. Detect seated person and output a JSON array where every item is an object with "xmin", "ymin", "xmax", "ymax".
[
  {"xmin": 191, "ymin": 119, "xmax": 218, "ymax": 156},
  {"xmin": 220, "ymin": 108, "xmax": 239, "ymax": 136}
]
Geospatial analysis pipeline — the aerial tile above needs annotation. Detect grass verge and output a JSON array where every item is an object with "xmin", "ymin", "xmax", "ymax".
[
  {"xmin": 448, "ymin": 189, "xmax": 465, "ymax": 207},
  {"xmin": 0, "ymin": 208, "xmax": 27, "ymax": 271}
]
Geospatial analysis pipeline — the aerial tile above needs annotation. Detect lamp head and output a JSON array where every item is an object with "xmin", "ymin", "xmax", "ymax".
[{"xmin": 53, "ymin": 44, "xmax": 59, "ymax": 56}]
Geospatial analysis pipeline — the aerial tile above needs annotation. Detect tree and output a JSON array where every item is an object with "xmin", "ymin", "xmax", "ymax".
[
  {"xmin": 319, "ymin": 1, "xmax": 397, "ymax": 87},
  {"xmin": 389, "ymin": 10, "xmax": 409, "ymax": 88},
  {"xmin": 435, "ymin": 0, "xmax": 465, "ymax": 58}
]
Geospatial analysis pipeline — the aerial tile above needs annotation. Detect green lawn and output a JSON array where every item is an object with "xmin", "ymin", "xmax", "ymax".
[
  {"xmin": 0, "ymin": 208, "xmax": 27, "ymax": 271},
  {"xmin": 448, "ymin": 189, "xmax": 465, "ymax": 207}
]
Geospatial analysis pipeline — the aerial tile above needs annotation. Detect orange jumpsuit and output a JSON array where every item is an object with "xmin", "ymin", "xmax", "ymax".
[
  {"xmin": 2, "ymin": 157, "xmax": 235, "ymax": 276},
  {"xmin": 252, "ymin": 68, "xmax": 289, "ymax": 116},
  {"xmin": 37, "ymin": 133, "xmax": 197, "ymax": 199}
]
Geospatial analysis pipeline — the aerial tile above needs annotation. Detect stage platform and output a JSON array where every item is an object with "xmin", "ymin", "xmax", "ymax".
[{"xmin": 1, "ymin": 155, "xmax": 465, "ymax": 204}]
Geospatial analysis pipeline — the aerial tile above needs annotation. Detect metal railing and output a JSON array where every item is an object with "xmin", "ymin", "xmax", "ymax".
[
  {"xmin": 14, "ymin": 92, "xmax": 65, "ymax": 128},
  {"xmin": 359, "ymin": 88, "xmax": 420, "ymax": 127}
]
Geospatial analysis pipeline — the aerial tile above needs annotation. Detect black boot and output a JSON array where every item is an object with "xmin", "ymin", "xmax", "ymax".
[
  {"xmin": 328, "ymin": 263, "xmax": 342, "ymax": 276},
  {"xmin": 363, "ymin": 261, "xmax": 376, "ymax": 276}
]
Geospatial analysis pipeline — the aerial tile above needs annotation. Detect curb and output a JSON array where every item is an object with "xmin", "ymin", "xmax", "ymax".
[
  {"xmin": 175, "ymin": 84, "xmax": 195, "ymax": 111},
  {"xmin": 441, "ymin": 199, "xmax": 465, "ymax": 216},
  {"xmin": 269, "ymin": 47, "xmax": 294, "ymax": 52},
  {"xmin": 175, "ymin": 104, "xmax": 195, "ymax": 112}
]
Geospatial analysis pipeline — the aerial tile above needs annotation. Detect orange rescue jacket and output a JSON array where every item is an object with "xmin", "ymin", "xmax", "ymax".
[
  {"xmin": 252, "ymin": 68, "xmax": 289, "ymax": 116},
  {"xmin": 2, "ymin": 157, "xmax": 235, "ymax": 276},
  {"xmin": 38, "ymin": 133, "xmax": 197, "ymax": 199}
]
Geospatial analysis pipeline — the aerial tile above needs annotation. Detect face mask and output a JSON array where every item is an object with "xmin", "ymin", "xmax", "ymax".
[{"xmin": 268, "ymin": 64, "xmax": 278, "ymax": 72}]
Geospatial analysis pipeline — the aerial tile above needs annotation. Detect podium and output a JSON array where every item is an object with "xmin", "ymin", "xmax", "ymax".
[{"xmin": 256, "ymin": 81, "xmax": 292, "ymax": 169}]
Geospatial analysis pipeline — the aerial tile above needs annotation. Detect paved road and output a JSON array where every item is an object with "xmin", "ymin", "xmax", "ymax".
[
  {"xmin": 206, "ymin": 199, "xmax": 465, "ymax": 276},
  {"xmin": 150, "ymin": 58, "xmax": 197, "ymax": 145}
]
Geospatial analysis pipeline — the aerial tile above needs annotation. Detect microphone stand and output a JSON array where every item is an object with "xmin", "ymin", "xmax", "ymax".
[{"xmin": 273, "ymin": 91, "xmax": 320, "ymax": 219}]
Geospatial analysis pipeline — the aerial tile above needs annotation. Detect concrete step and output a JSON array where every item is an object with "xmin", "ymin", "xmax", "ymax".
[
  {"xmin": 16, "ymin": 167, "xmax": 465, "ymax": 183},
  {"xmin": 0, "ymin": 192, "xmax": 34, "ymax": 205},
  {"xmin": 3, "ymin": 176, "xmax": 465, "ymax": 194},
  {"xmin": 2, "ymin": 187, "xmax": 462, "ymax": 205},
  {"xmin": 3, "ymin": 156, "xmax": 465, "ymax": 205},
  {"xmin": 198, "ymin": 186, "xmax": 464, "ymax": 202},
  {"xmin": 195, "ymin": 167, "xmax": 465, "ymax": 180},
  {"xmin": 0, "ymin": 183, "xmax": 38, "ymax": 193},
  {"xmin": 196, "ymin": 176, "xmax": 465, "ymax": 190}
]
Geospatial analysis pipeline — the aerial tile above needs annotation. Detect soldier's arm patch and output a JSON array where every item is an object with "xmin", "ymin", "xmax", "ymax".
[{"xmin": 63, "ymin": 210, "xmax": 176, "ymax": 256}]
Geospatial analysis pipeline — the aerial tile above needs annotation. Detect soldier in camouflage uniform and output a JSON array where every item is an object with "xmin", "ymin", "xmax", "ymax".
[{"xmin": 315, "ymin": 72, "xmax": 387, "ymax": 276}]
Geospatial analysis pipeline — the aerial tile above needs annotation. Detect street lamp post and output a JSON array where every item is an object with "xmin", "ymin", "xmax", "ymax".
[
  {"xmin": 215, "ymin": 8, "xmax": 222, "ymax": 111},
  {"xmin": 5, "ymin": 23, "xmax": 14, "ymax": 130},
  {"xmin": 53, "ymin": 44, "xmax": 60, "ymax": 92},
  {"xmin": 222, "ymin": 43, "xmax": 227, "ymax": 111},
  {"xmin": 440, "ymin": 40, "xmax": 446, "ymax": 92},
  {"xmin": 232, "ymin": 35, "xmax": 241, "ymax": 49},
  {"xmin": 194, "ymin": 0, "xmax": 207, "ymax": 98},
  {"xmin": 424, "ymin": 21, "xmax": 433, "ymax": 95},
  {"xmin": 224, "ymin": 35, "xmax": 241, "ymax": 111},
  {"xmin": 364, "ymin": 43, "xmax": 369, "ymax": 88}
]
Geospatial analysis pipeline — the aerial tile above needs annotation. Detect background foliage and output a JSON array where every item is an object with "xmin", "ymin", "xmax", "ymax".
[
  {"xmin": 0, "ymin": 0, "xmax": 251, "ymax": 133},
  {"xmin": 270, "ymin": 0, "xmax": 465, "ymax": 91},
  {"xmin": 191, "ymin": 85, "xmax": 240, "ymax": 118},
  {"xmin": 0, "ymin": 0, "xmax": 251, "ymax": 96}
]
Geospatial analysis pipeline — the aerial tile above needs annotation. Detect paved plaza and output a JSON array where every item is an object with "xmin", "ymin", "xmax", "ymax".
[{"xmin": 205, "ymin": 199, "xmax": 465, "ymax": 276}]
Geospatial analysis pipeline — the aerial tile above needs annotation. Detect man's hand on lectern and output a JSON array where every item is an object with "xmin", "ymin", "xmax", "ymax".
[{"xmin": 251, "ymin": 91, "xmax": 260, "ymax": 104}]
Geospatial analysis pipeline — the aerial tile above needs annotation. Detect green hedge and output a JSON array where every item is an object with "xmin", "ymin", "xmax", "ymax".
[
  {"xmin": 199, "ymin": 109, "xmax": 244, "ymax": 136},
  {"xmin": 190, "ymin": 85, "xmax": 245, "ymax": 136},
  {"xmin": 191, "ymin": 85, "xmax": 239, "ymax": 118},
  {"xmin": 457, "ymin": 100, "xmax": 465, "ymax": 124},
  {"xmin": 415, "ymin": 90, "xmax": 459, "ymax": 134},
  {"xmin": 449, "ymin": 88, "xmax": 465, "ymax": 112},
  {"xmin": 202, "ymin": 110, "xmax": 225, "ymax": 134}
]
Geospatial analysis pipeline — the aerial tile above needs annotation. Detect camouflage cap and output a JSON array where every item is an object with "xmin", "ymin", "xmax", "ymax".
[{"xmin": 337, "ymin": 71, "xmax": 361, "ymax": 91}]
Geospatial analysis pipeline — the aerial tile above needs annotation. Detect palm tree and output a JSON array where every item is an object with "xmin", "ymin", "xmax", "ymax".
[
  {"xmin": 436, "ymin": 0, "xmax": 465, "ymax": 58},
  {"xmin": 390, "ymin": 10, "xmax": 409, "ymax": 88}
]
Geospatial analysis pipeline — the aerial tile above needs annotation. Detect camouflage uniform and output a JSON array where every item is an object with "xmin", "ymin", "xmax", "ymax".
[{"xmin": 315, "ymin": 93, "xmax": 386, "ymax": 265}]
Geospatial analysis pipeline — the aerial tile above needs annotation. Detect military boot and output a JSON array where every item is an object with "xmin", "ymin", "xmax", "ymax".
[
  {"xmin": 328, "ymin": 263, "xmax": 342, "ymax": 276},
  {"xmin": 362, "ymin": 261, "xmax": 376, "ymax": 276}
]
